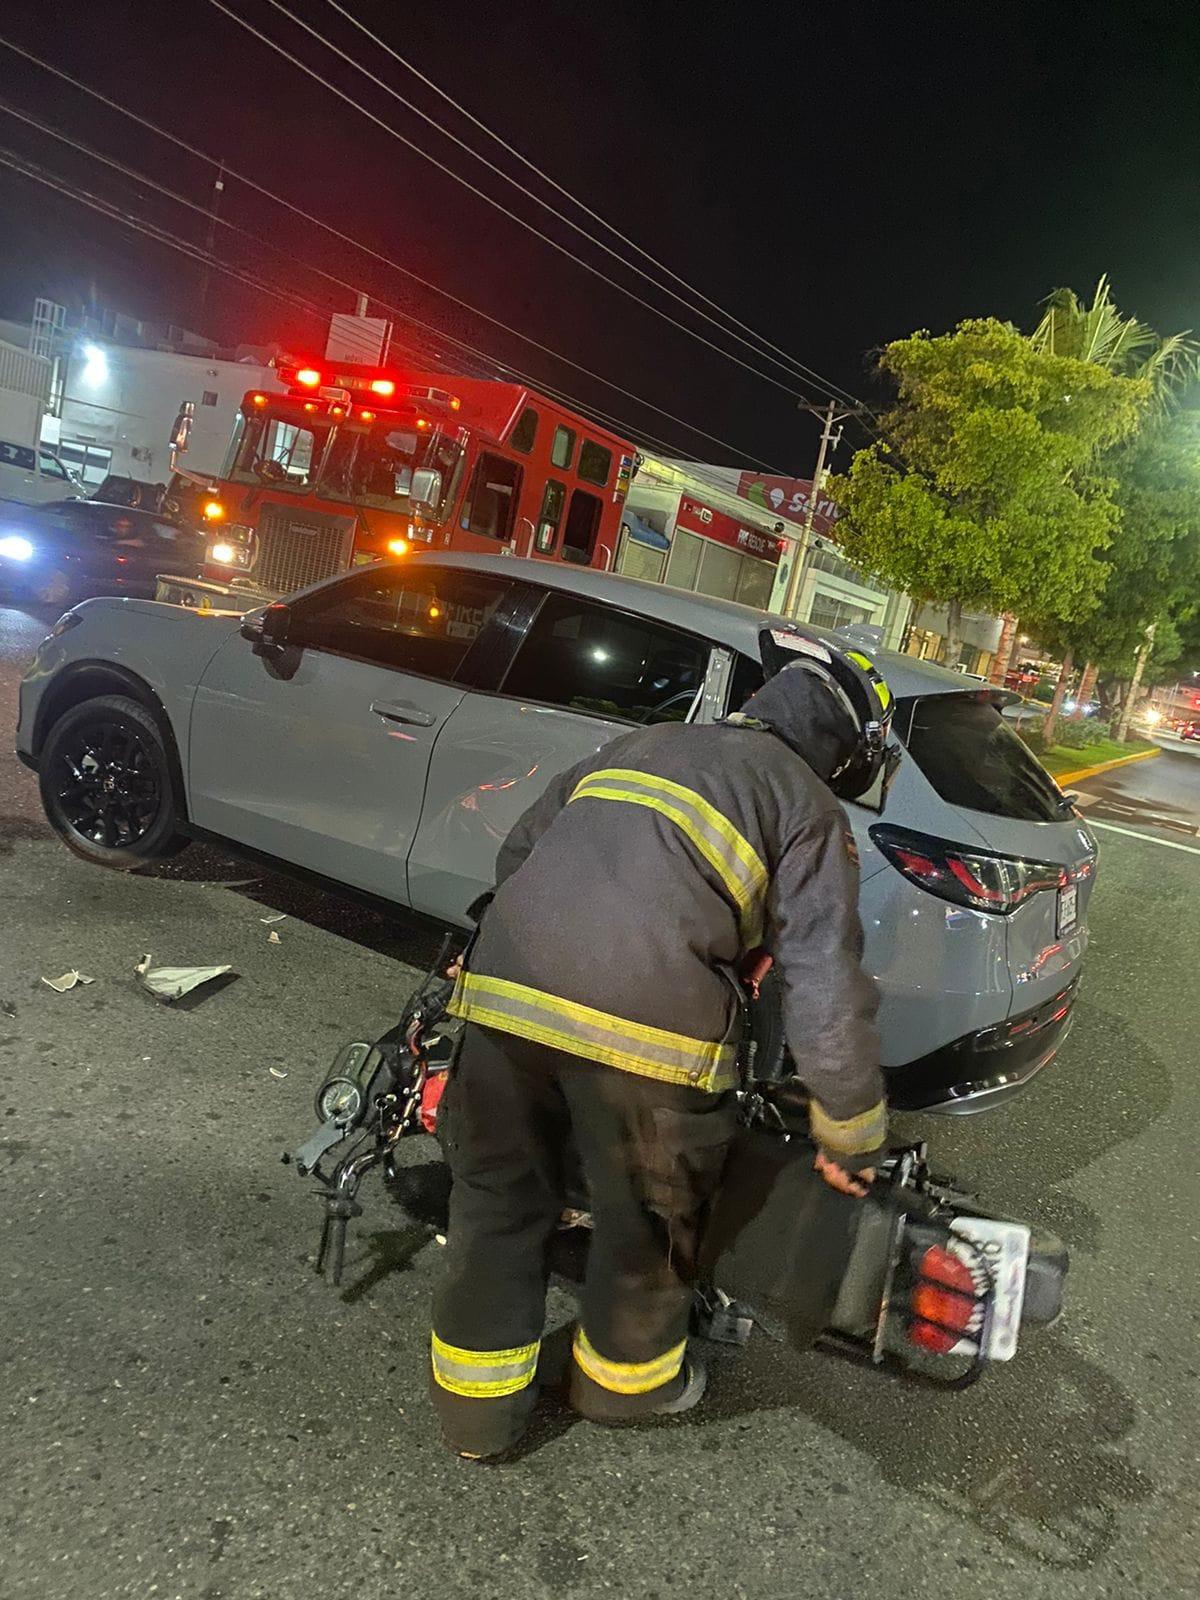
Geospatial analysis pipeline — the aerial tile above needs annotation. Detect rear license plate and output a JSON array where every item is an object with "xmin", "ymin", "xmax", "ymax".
[
  {"xmin": 949, "ymin": 1217, "xmax": 1031, "ymax": 1361},
  {"xmin": 1057, "ymin": 883, "xmax": 1079, "ymax": 935}
]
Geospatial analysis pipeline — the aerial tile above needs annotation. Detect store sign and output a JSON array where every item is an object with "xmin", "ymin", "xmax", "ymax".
[
  {"xmin": 676, "ymin": 496, "xmax": 782, "ymax": 564},
  {"xmin": 735, "ymin": 473, "xmax": 840, "ymax": 534}
]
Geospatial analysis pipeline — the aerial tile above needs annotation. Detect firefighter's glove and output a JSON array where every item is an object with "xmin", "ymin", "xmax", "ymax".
[{"xmin": 814, "ymin": 1148, "xmax": 876, "ymax": 1199}]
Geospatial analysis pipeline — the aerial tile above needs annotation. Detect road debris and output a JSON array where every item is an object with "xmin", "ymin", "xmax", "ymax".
[
  {"xmin": 268, "ymin": 1067, "xmax": 288, "ymax": 1080},
  {"xmin": 259, "ymin": 913, "xmax": 288, "ymax": 925},
  {"xmin": 137, "ymin": 961, "xmax": 234, "ymax": 1002},
  {"xmin": 268, "ymin": 930, "xmax": 282, "ymax": 945},
  {"xmin": 41, "ymin": 972, "xmax": 94, "ymax": 993}
]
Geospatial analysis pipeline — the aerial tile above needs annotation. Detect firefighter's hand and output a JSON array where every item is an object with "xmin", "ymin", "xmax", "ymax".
[
  {"xmin": 445, "ymin": 956, "xmax": 463, "ymax": 979},
  {"xmin": 814, "ymin": 1149, "xmax": 875, "ymax": 1198}
]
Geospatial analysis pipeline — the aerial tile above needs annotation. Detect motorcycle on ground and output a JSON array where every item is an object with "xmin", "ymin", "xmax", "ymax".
[{"xmin": 284, "ymin": 943, "xmax": 1068, "ymax": 1388}]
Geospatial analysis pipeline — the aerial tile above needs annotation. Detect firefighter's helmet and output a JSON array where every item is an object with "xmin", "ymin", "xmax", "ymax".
[{"xmin": 757, "ymin": 625, "xmax": 900, "ymax": 803}]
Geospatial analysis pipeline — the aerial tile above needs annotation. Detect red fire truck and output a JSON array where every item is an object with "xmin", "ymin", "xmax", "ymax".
[{"xmin": 157, "ymin": 358, "xmax": 637, "ymax": 607}]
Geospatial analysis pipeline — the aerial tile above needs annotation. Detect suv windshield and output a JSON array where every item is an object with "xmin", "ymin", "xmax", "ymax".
[
  {"xmin": 320, "ymin": 425, "xmax": 463, "ymax": 517},
  {"xmin": 902, "ymin": 693, "xmax": 1069, "ymax": 822}
]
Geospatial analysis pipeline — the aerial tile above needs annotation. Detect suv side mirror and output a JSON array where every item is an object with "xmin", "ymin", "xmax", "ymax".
[
  {"xmin": 410, "ymin": 467, "xmax": 442, "ymax": 509},
  {"xmin": 241, "ymin": 601, "xmax": 291, "ymax": 650}
]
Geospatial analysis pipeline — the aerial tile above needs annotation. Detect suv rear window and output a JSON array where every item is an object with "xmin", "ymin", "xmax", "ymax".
[{"xmin": 903, "ymin": 694, "xmax": 1068, "ymax": 822}]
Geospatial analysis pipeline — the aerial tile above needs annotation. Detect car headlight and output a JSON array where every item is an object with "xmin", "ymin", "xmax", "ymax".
[{"xmin": 0, "ymin": 534, "xmax": 34, "ymax": 561}]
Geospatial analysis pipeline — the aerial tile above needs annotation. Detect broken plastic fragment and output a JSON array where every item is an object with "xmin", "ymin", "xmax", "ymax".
[
  {"xmin": 135, "ymin": 954, "xmax": 152, "ymax": 976},
  {"xmin": 267, "ymin": 930, "xmax": 282, "ymax": 945},
  {"xmin": 259, "ymin": 913, "xmax": 287, "ymax": 925},
  {"xmin": 268, "ymin": 1066, "xmax": 288, "ymax": 1080},
  {"xmin": 138, "ymin": 963, "xmax": 233, "ymax": 1002},
  {"xmin": 41, "ymin": 971, "xmax": 94, "ymax": 993}
]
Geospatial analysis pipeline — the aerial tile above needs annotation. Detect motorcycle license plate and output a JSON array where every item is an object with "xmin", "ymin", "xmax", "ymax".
[
  {"xmin": 949, "ymin": 1217, "xmax": 1031, "ymax": 1361},
  {"xmin": 1057, "ymin": 883, "xmax": 1079, "ymax": 935}
]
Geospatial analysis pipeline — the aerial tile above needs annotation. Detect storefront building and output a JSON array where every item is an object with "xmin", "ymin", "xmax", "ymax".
[{"xmin": 620, "ymin": 453, "xmax": 909, "ymax": 647}]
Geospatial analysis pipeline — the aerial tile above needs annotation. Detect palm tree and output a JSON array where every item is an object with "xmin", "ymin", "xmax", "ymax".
[
  {"xmin": 1029, "ymin": 277, "xmax": 1198, "ymax": 742},
  {"xmin": 1030, "ymin": 274, "xmax": 1198, "ymax": 406}
]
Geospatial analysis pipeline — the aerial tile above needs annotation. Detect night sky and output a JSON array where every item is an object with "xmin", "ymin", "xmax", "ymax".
[{"xmin": 1, "ymin": 0, "xmax": 1198, "ymax": 471}]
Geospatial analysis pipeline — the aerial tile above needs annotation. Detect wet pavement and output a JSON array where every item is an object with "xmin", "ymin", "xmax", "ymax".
[
  {"xmin": 1072, "ymin": 740, "xmax": 1200, "ymax": 848},
  {"xmin": 2, "ymin": 602, "xmax": 1199, "ymax": 1600}
]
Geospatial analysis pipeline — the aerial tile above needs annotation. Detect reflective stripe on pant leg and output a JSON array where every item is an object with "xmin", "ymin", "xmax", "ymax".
[
  {"xmin": 431, "ymin": 1332, "xmax": 540, "ymax": 1399},
  {"xmin": 572, "ymin": 1327, "xmax": 686, "ymax": 1396}
]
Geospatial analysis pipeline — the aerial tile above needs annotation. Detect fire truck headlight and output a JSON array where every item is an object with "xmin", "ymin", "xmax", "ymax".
[
  {"xmin": 209, "ymin": 542, "xmax": 238, "ymax": 565},
  {"xmin": 386, "ymin": 537, "xmax": 409, "ymax": 557},
  {"xmin": 203, "ymin": 499, "xmax": 225, "ymax": 522},
  {"xmin": 0, "ymin": 534, "xmax": 34, "ymax": 561}
]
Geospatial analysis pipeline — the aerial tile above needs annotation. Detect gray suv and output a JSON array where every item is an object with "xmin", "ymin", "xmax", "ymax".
[{"xmin": 16, "ymin": 553, "xmax": 1097, "ymax": 1112}]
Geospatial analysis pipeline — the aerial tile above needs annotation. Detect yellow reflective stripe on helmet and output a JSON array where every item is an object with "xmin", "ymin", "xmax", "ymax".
[
  {"xmin": 844, "ymin": 650, "xmax": 893, "ymax": 714},
  {"xmin": 809, "ymin": 1098, "xmax": 888, "ymax": 1158},
  {"xmin": 447, "ymin": 971, "xmax": 738, "ymax": 1092},
  {"xmin": 572, "ymin": 1328, "xmax": 687, "ymax": 1395},
  {"xmin": 431, "ymin": 1332, "xmax": 540, "ymax": 1399},
  {"xmin": 569, "ymin": 767, "xmax": 767, "ymax": 944}
]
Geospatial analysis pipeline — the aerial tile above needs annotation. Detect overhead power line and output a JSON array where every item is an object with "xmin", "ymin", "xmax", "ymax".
[
  {"xmin": 0, "ymin": 54, "xmax": 793, "ymax": 466},
  {"xmin": 206, "ymin": 0, "xmax": 825, "ymax": 402},
  {"xmin": 0, "ymin": 130, "xmax": 771, "ymax": 465},
  {"xmin": 272, "ymin": 0, "xmax": 856, "ymax": 405}
]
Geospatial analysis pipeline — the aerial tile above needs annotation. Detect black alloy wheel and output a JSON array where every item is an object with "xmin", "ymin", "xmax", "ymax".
[{"xmin": 39, "ymin": 694, "xmax": 190, "ymax": 868}]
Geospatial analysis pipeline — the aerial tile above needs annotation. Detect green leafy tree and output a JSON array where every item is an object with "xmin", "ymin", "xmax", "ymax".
[
  {"xmin": 1029, "ymin": 280, "xmax": 1199, "ymax": 738},
  {"xmin": 827, "ymin": 318, "xmax": 1146, "ymax": 666}
]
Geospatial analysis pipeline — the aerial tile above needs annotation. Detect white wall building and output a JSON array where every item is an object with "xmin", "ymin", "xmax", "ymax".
[{"xmin": 40, "ymin": 343, "xmax": 284, "ymax": 488}]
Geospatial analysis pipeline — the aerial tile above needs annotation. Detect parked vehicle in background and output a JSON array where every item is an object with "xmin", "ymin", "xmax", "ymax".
[
  {"xmin": 154, "ymin": 358, "xmax": 638, "ymax": 611},
  {"xmin": 17, "ymin": 554, "xmax": 1097, "ymax": 1115},
  {"xmin": 0, "ymin": 496, "xmax": 206, "ymax": 606},
  {"xmin": 0, "ymin": 439, "xmax": 85, "ymax": 506}
]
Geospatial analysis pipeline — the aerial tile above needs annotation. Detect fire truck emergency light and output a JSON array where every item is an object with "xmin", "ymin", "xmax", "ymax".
[
  {"xmin": 295, "ymin": 368, "xmax": 322, "ymax": 387},
  {"xmin": 387, "ymin": 537, "xmax": 410, "ymax": 557},
  {"xmin": 370, "ymin": 378, "xmax": 396, "ymax": 397},
  {"xmin": 359, "ymin": 409, "xmax": 376, "ymax": 422},
  {"xmin": 203, "ymin": 500, "xmax": 225, "ymax": 522},
  {"xmin": 250, "ymin": 392, "xmax": 269, "ymax": 407}
]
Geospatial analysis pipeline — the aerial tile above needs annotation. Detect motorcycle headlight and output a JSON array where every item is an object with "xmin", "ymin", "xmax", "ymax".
[{"xmin": 0, "ymin": 534, "xmax": 34, "ymax": 561}]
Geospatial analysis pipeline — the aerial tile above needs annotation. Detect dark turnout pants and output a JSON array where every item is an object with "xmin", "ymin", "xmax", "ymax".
[{"xmin": 431, "ymin": 1023, "xmax": 737, "ymax": 1455}]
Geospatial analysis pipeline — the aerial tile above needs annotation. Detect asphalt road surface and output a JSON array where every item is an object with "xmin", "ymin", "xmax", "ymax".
[
  {"xmin": 1072, "ymin": 738, "xmax": 1200, "ymax": 846},
  {"xmin": 2, "ymin": 602, "xmax": 1198, "ymax": 1600}
]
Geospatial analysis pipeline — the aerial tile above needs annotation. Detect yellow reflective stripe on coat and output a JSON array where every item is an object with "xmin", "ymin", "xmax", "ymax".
[
  {"xmin": 809, "ymin": 1098, "xmax": 888, "ymax": 1158},
  {"xmin": 430, "ymin": 1332, "xmax": 540, "ymax": 1398},
  {"xmin": 568, "ymin": 767, "xmax": 768, "ymax": 943},
  {"xmin": 448, "ymin": 971, "xmax": 738, "ymax": 1092},
  {"xmin": 572, "ymin": 1328, "xmax": 687, "ymax": 1395}
]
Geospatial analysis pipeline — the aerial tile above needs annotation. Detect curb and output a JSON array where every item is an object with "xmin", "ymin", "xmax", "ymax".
[{"xmin": 1053, "ymin": 748, "xmax": 1160, "ymax": 787}]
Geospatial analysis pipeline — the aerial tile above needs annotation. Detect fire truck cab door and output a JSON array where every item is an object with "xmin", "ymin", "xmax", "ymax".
[{"xmin": 186, "ymin": 565, "xmax": 512, "ymax": 904}]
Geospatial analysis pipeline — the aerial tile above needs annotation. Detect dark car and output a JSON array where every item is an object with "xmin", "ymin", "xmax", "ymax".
[{"xmin": 0, "ymin": 497, "xmax": 207, "ymax": 607}]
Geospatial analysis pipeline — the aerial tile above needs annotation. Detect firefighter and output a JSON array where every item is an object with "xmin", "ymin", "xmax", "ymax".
[{"xmin": 431, "ymin": 627, "xmax": 897, "ymax": 1458}]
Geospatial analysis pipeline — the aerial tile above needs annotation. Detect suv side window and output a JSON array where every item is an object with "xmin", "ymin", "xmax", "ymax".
[
  {"xmin": 290, "ymin": 566, "xmax": 512, "ymax": 679},
  {"xmin": 501, "ymin": 590, "xmax": 709, "ymax": 724}
]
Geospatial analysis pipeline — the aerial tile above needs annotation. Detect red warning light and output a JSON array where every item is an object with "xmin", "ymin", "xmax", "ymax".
[
  {"xmin": 359, "ymin": 408, "xmax": 376, "ymax": 423},
  {"xmin": 295, "ymin": 367, "xmax": 322, "ymax": 387},
  {"xmin": 250, "ymin": 392, "xmax": 268, "ymax": 407},
  {"xmin": 303, "ymin": 401, "xmax": 318, "ymax": 413},
  {"xmin": 369, "ymin": 378, "xmax": 396, "ymax": 397}
]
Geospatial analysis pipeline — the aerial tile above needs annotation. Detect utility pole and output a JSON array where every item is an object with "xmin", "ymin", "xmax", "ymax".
[
  {"xmin": 197, "ymin": 162, "xmax": 226, "ymax": 328},
  {"xmin": 782, "ymin": 397, "xmax": 861, "ymax": 619}
]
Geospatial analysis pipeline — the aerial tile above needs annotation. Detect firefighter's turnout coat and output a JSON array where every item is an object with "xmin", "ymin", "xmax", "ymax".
[{"xmin": 449, "ymin": 668, "xmax": 887, "ymax": 1160}]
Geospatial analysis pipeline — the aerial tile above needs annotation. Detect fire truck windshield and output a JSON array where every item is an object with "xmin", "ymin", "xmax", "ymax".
[
  {"xmin": 231, "ymin": 413, "xmax": 329, "ymax": 491},
  {"xmin": 320, "ymin": 424, "xmax": 463, "ymax": 518}
]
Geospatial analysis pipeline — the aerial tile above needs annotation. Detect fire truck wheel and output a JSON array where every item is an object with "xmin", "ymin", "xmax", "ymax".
[{"xmin": 39, "ymin": 694, "xmax": 191, "ymax": 870}]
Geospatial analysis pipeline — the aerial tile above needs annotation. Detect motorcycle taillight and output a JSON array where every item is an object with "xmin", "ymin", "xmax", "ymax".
[
  {"xmin": 908, "ymin": 1244, "xmax": 982, "ymax": 1354},
  {"xmin": 419, "ymin": 1067, "xmax": 447, "ymax": 1136},
  {"xmin": 870, "ymin": 824, "xmax": 1066, "ymax": 915}
]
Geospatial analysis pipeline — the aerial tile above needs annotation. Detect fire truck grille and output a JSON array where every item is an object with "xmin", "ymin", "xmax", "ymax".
[{"xmin": 255, "ymin": 502, "xmax": 357, "ymax": 595}]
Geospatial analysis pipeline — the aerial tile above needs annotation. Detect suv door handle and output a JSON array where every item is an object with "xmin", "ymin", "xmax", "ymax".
[{"xmin": 371, "ymin": 699, "xmax": 437, "ymax": 728}]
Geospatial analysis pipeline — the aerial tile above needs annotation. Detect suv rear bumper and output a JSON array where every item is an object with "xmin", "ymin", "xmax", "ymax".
[{"xmin": 886, "ymin": 977, "xmax": 1080, "ymax": 1114}]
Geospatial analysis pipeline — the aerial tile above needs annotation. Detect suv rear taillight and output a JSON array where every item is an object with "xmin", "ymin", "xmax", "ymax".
[{"xmin": 870, "ymin": 824, "xmax": 1066, "ymax": 915}]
